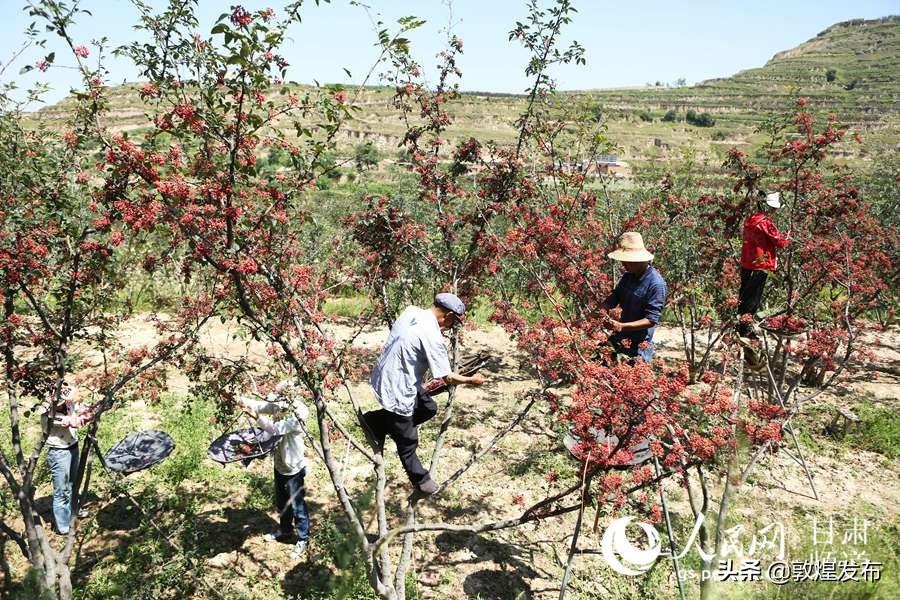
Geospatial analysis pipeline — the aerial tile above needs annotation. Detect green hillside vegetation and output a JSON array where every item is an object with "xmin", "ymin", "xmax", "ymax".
[
  {"xmin": 28, "ymin": 16, "xmax": 900, "ymax": 175},
  {"xmin": 586, "ymin": 17, "xmax": 900, "ymax": 120}
]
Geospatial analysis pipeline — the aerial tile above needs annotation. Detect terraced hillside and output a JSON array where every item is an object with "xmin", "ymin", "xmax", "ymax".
[
  {"xmin": 30, "ymin": 16, "xmax": 899, "ymax": 171},
  {"xmin": 586, "ymin": 17, "xmax": 900, "ymax": 124}
]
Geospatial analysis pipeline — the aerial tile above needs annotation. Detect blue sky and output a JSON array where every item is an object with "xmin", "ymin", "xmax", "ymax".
[{"xmin": 1, "ymin": 0, "xmax": 897, "ymax": 106}]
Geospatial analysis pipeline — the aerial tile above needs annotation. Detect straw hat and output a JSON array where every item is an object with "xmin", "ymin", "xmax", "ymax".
[{"xmin": 607, "ymin": 231, "xmax": 654, "ymax": 262}]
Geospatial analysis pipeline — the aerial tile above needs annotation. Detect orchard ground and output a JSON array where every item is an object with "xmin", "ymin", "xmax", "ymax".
[{"xmin": 3, "ymin": 315, "xmax": 897, "ymax": 600}]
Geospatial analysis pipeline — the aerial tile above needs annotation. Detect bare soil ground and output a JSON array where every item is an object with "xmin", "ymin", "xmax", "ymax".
[{"xmin": 6, "ymin": 319, "xmax": 898, "ymax": 599}]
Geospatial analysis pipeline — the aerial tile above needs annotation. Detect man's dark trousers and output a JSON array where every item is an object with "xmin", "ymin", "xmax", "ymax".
[
  {"xmin": 737, "ymin": 267, "xmax": 768, "ymax": 336},
  {"xmin": 364, "ymin": 391, "xmax": 438, "ymax": 484}
]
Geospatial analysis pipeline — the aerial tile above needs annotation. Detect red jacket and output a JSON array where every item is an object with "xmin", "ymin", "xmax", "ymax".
[{"xmin": 741, "ymin": 213, "xmax": 789, "ymax": 271}]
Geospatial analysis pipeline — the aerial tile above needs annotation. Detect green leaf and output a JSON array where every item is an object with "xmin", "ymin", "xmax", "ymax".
[
  {"xmin": 397, "ymin": 16, "xmax": 425, "ymax": 30},
  {"xmin": 211, "ymin": 23, "xmax": 228, "ymax": 35},
  {"xmin": 19, "ymin": 65, "xmax": 33, "ymax": 75}
]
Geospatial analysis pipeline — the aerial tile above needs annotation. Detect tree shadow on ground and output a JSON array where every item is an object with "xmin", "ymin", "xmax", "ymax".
[
  {"xmin": 282, "ymin": 561, "xmax": 338, "ymax": 598},
  {"xmin": 504, "ymin": 444, "xmax": 561, "ymax": 478},
  {"xmin": 188, "ymin": 501, "xmax": 323, "ymax": 557},
  {"xmin": 282, "ymin": 514, "xmax": 373, "ymax": 599},
  {"xmin": 429, "ymin": 531, "xmax": 543, "ymax": 584},
  {"xmin": 71, "ymin": 528, "xmax": 137, "ymax": 588},
  {"xmin": 433, "ymin": 493, "xmax": 498, "ymax": 520},
  {"xmin": 94, "ymin": 495, "xmax": 142, "ymax": 531},
  {"xmin": 463, "ymin": 568, "xmax": 533, "ymax": 600},
  {"xmin": 478, "ymin": 354, "xmax": 536, "ymax": 386},
  {"xmin": 451, "ymin": 402, "xmax": 502, "ymax": 430},
  {"xmin": 31, "ymin": 494, "xmax": 56, "ymax": 528}
]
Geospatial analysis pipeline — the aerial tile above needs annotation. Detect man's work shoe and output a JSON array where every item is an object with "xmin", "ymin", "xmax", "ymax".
[
  {"xmin": 416, "ymin": 476, "xmax": 439, "ymax": 495},
  {"xmin": 264, "ymin": 530, "xmax": 292, "ymax": 543}
]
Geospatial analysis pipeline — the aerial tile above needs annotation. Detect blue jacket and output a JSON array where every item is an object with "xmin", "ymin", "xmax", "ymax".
[{"xmin": 604, "ymin": 266, "xmax": 667, "ymax": 361}]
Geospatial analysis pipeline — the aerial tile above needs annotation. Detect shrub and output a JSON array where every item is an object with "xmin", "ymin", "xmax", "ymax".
[
  {"xmin": 353, "ymin": 140, "xmax": 381, "ymax": 171},
  {"xmin": 694, "ymin": 112, "xmax": 715, "ymax": 126},
  {"xmin": 686, "ymin": 109, "xmax": 715, "ymax": 127},
  {"xmin": 662, "ymin": 109, "xmax": 678, "ymax": 122},
  {"xmin": 319, "ymin": 152, "xmax": 341, "ymax": 180},
  {"xmin": 395, "ymin": 148, "xmax": 412, "ymax": 163},
  {"xmin": 638, "ymin": 111, "xmax": 653, "ymax": 122},
  {"xmin": 825, "ymin": 67, "xmax": 837, "ymax": 82}
]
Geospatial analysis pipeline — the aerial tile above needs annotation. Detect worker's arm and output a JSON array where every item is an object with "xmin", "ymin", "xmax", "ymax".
[
  {"xmin": 610, "ymin": 318, "xmax": 654, "ymax": 333},
  {"xmin": 236, "ymin": 395, "xmax": 273, "ymax": 419},
  {"xmin": 257, "ymin": 412, "xmax": 303, "ymax": 436},
  {"xmin": 444, "ymin": 372, "xmax": 486, "ymax": 386},
  {"xmin": 56, "ymin": 404, "xmax": 95, "ymax": 428},
  {"xmin": 602, "ymin": 278, "xmax": 623, "ymax": 310},
  {"xmin": 609, "ymin": 280, "xmax": 666, "ymax": 333},
  {"xmin": 760, "ymin": 217, "xmax": 790, "ymax": 248}
]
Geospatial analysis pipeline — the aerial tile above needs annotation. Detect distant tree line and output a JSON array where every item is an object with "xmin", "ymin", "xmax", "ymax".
[{"xmin": 653, "ymin": 108, "xmax": 716, "ymax": 127}]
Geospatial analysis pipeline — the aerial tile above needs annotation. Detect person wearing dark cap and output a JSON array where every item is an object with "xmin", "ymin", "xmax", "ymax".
[
  {"xmin": 602, "ymin": 231, "xmax": 668, "ymax": 363},
  {"xmin": 365, "ymin": 293, "xmax": 486, "ymax": 494}
]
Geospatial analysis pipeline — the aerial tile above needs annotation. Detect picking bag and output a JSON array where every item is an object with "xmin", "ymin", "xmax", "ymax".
[
  {"xmin": 207, "ymin": 427, "xmax": 281, "ymax": 466},
  {"xmin": 104, "ymin": 430, "xmax": 175, "ymax": 474}
]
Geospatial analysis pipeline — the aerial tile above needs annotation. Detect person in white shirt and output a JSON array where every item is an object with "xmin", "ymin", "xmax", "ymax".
[
  {"xmin": 37, "ymin": 382, "xmax": 93, "ymax": 535},
  {"xmin": 237, "ymin": 380, "xmax": 311, "ymax": 557},
  {"xmin": 365, "ymin": 293, "xmax": 486, "ymax": 495}
]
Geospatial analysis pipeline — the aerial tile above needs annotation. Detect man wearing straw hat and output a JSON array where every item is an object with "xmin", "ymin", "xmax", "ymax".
[{"xmin": 602, "ymin": 232, "xmax": 668, "ymax": 363}]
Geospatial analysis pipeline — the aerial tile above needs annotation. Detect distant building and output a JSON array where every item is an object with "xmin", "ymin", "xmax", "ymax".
[
  {"xmin": 556, "ymin": 155, "xmax": 631, "ymax": 178},
  {"xmin": 588, "ymin": 155, "xmax": 630, "ymax": 177}
]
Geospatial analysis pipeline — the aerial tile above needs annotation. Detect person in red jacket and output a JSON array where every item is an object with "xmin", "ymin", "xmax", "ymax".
[{"xmin": 737, "ymin": 189, "xmax": 790, "ymax": 338}]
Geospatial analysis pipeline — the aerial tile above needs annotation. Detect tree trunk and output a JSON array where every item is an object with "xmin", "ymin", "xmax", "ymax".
[{"xmin": 17, "ymin": 492, "xmax": 72, "ymax": 600}]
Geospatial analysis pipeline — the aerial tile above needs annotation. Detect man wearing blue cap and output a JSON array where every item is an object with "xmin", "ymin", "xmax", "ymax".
[{"xmin": 365, "ymin": 293, "xmax": 486, "ymax": 494}]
